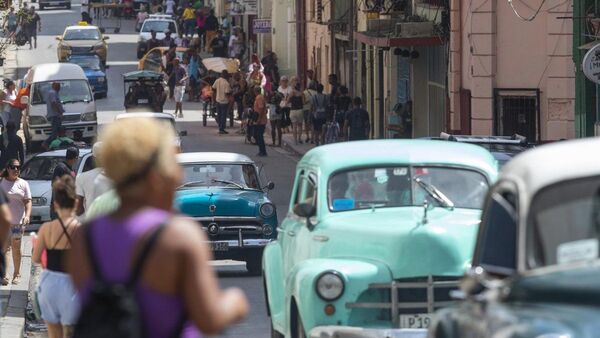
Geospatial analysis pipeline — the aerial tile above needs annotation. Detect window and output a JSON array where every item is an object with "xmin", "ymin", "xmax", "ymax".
[
  {"xmin": 141, "ymin": 20, "xmax": 176, "ymax": 33},
  {"xmin": 494, "ymin": 89, "xmax": 539, "ymax": 142},
  {"xmin": 528, "ymin": 176, "xmax": 600, "ymax": 268},
  {"xmin": 81, "ymin": 156, "xmax": 95, "ymax": 173},
  {"xmin": 179, "ymin": 163, "xmax": 261, "ymax": 190},
  {"xmin": 316, "ymin": 0, "xmax": 323, "ymax": 23},
  {"xmin": 476, "ymin": 192, "xmax": 518, "ymax": 276},
  {"xmin": 64, "ymin": 28, "xmax": 100, "ymax": 40},
  {"xmin": 32, "ymin": 80, "xmax": 92, "ymax": 105}
]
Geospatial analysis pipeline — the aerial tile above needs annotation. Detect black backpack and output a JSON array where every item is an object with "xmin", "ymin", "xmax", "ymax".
[{"xmin": 73, "ymin": 222, "xmax": 181, "ymax": 338}]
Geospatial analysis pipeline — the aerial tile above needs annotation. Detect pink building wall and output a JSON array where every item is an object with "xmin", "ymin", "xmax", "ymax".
[{"xmin": 450, "ymin": 0, "xmax": 574, "ymax": 140}]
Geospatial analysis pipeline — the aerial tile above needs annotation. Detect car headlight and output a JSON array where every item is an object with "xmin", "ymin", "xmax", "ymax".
[
  {"xmin": 315, "ymin": 271, "xmax": 345, "ymax": 301},
  {"xmin": 81, "ymin": 111, "xmax": 97, "ymax": 121},
  {"xmin": 259, "ymin": 203, "xmax": 275, "ymax": 218},
  {"xmin": 31, "ymin": 197, "xmax": 48, "ymax": 206},
  {"xmin": 59, "ymin": 44, "xmax": 70, "ymax": 50},
  {"xmin": 97, "ymin": 77, "xmax": 105, "ymax": 83},
  {"xmin": 262, "ymin": 224, "xmax": 273, "ymax": 236},
  {"xmin": 29, "ymin": 116, "xmax": 48, "ymax": 125}
]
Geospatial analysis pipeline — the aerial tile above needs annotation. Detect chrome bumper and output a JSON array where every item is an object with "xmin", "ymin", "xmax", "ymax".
[
  {"xmin": 29, "ymin": 123, "xmax": 97, "ymax": 141},
  {"xmin": 310, "ymin": 326, "xmax": 427, "ymax": 338},
  {"xmin": 207, "ymin": 239, "xmax": 272, "ymax": 249}
]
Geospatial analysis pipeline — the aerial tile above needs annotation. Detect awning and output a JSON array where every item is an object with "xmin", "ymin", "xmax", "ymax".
[
  {"xmin": 202, "ymin": 57, "xmax": 240, "ymax": 73},
  {"xmin": 355, "ymin": 32, "xmax": 443, "ymax": 47},
  {"xmin": 578, "ymin": 40, "xmax": 600, "ymax": 50}
]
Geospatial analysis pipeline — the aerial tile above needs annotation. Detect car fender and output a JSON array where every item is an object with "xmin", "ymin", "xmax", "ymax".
[
  {"xmin": 263, "ymin": 240, "xmax": 286, "ymax": 333},
  {"xmin": 285, "ymin": 258, "xmax": 392, "ymax": 337}
]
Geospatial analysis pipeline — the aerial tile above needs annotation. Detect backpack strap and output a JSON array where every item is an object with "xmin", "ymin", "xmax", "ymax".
[
  {"xmin": 84, "ymin": 221, "xmax": 105, "ymax": 281},
  {"xmin": 127, "ymin": 221, "xmax": 167, "ymax": 287}
]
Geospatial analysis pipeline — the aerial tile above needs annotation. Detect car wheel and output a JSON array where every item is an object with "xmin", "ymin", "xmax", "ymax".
[
  {"xmin": 271, "ymin": 324, "xmax": 284, "ymax": 338},
  {"xmin": 294, "ymin": 311, "xmax": 307, "ymax": 338},
  {"xmin": 246, "ymin": 250, "xmax": 263, "ymax": 276},
  {"xmin": 66, "ymin": 2, "xmax": 71, "ymax": 9},
  {"xmin": 202, "ymin": 113, "xmax": 207, "ymax": 126},
  {"xmin": 137, "ymin": 51, "xmax": 144, "ymax": 59},
  {"xmin": 39, "ymin": 4, "xmax": 44, "ymax": 9}
]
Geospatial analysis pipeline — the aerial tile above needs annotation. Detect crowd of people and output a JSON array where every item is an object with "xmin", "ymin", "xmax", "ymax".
[{"xmin": 2, "ymin": 4, "xmax": 41, "ymax": 49}]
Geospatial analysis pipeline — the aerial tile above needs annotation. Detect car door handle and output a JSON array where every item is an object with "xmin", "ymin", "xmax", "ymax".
[{"xmin": 287, "ymin": 230, "xmax": 296, "ymax": 236}]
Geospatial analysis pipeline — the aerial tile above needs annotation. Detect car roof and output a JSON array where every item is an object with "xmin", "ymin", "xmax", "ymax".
[
  {"xmin": 177, "ymin": 152, "xmax": 254, "ymax": 164},
  {"xmin": 30, "ymin": 63, "xmax": 87, "ymax": 82},
  {"xmin": 299, "ymin": 140, "xmax": 498, "ymax": 177},
  {"xmin": 116, "ymin": 112, "xmax": 174, "ymax": 120},
  {"xmin": 33, "ymin": 148, "xmax": 92, "ymax": 157},
  {"xmin": 500, "ymin": 138, "xmax": 600, "ymax": 196}
]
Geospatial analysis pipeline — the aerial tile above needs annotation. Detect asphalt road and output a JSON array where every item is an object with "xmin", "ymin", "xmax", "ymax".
[{"xmin": 17, "ymin": 3, "xmax": 298, "ymax": 337}]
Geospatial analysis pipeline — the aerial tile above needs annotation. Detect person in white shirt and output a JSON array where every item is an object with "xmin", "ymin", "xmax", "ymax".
[
  {"xmin": 75, "ymin": 142, "xmax": 113, "ymax": 217},
  {"xmin": 164, "ymin": 0, "xmax": 175, "ymax": 15},
  {"xmin": 277, "ymin": 76, "xmax": 292, "ymax": 130}
]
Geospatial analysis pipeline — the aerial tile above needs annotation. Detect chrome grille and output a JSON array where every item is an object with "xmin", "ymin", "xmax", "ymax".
[
  {"xmin": 191, "ymin": 217, "xmax": 264, "ymax": 236},
  {"xmin": 346, "ymin": 276, "xmax": 459, "ymax": 327},
  {"xmin": 71, "ymin": 46, "xmax": 93, "ymax": 54},
  {"xmin": 62, "ymin": 114, "xmax": 81, "ymax": 123}
]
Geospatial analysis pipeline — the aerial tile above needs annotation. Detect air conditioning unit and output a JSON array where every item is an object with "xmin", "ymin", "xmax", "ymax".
[{"xmin": 395, "ymin": 21, "xmax": 434, "ymax": 37}]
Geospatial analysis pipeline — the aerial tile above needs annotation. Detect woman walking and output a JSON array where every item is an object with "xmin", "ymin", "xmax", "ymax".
[
  {"xmin": 33, "ymin": 176, "xmax": 80, "ymax": 338},
  {"xmin": 67, "ymin": 118, "xmax": 249, "ymax": 337},
  {"xmin": 311, "ymin": 83, "xmax": 329, "ymax": 146},
  {"xmin": 289, "ymin": 82, "xmax": 304, "ymax": 145},
  {"xmin": 1, "ymin": 159, "xmax": 31, "ymax": 285}
]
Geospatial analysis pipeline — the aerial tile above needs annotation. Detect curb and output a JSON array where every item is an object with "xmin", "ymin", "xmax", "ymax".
[{"xmin": 0, "ymin": 236, "xmax": 32, "ymax": 338}]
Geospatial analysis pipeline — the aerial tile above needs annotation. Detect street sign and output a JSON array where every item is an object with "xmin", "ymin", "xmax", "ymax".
[
  {"xmin": 253, "ymin": 19, "xmax": 271, "ymax": 34},
  {"xmin": 583, "ymin": 43, "xmax": 600, "ymax": 84}
]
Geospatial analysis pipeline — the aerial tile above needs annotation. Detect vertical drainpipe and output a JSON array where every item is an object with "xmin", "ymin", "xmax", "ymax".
[
  {"xmin": 449, "ymin": 0, "xmax": 461, "ymax": 132},
  {"xmin": 348, "ymin": 0, "xmax": 355, "ymax": 94}
]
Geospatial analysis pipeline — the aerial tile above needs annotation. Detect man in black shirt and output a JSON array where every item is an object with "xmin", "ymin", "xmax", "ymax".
[
  {"xmin": 146, "ymin": 30, "xmax": 161, "ymax": 53},
  {"xmin": 205, "ymin": 9, "xmax": 219, "ymax": 52},
  {"xmin": 210, "ymin": 30, "xmax": 228, "ymax": 57},
  {"xmin": 50, "ymin": 146, "xmax": 78, "ymax": 219},
  {"xmin": 344, "ymin": 97, "xmax": 370, "ymax": 141},
  {"xmin": 0, "ymin": 189, "xmax": 11, "ymax": 285},
  {"xmin": 0, "ymin": 121, "xmax": 24, "ymax": 169}
]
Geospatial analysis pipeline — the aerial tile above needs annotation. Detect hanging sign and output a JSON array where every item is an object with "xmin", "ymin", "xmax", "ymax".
[
  {"xmin": 583, "ymin": 43, "xmax": 600, "ymax": 85},
  {"xmin": 253, "ymin": 19, "xmax": 271, "ymax": 34}
]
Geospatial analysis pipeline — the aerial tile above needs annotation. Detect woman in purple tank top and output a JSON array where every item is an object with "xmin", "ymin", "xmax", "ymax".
[{"xmin": 66, "ymin": 118, "xmax": 249, "ymax": 338}]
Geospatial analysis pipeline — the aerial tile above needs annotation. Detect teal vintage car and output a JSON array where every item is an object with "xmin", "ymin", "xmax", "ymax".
[
  {"xmin": 175, "ymin": 152, "xmax": 277, "ymax": 275},
  {"xmin": 429, "ymin": 137, "xmax": 600, "ymax": 338},
  {"xmin": 263, "ymin": 140, "xmax": 498, "ymax": 338}
]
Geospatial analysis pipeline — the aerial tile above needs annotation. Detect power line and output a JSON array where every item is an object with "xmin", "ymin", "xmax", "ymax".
[{"xmin": 508, "ymin": 0, "xmax": 548, "ymax": 21}]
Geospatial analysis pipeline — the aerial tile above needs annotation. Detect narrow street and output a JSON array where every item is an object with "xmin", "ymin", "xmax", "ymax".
[{"xmin": 15, "ymin": 2, "xmax": 298, "ymax": 337}]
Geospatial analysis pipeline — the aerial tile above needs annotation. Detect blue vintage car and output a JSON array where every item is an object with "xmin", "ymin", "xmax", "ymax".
[
  {"xmin": 65, "ymin": 54, "xmax": 108, "ymax": 98},
  {"xmin": 175, "ymin": 152, "xmax": 277, "ymax": 275},
  {"xmin": 429, "ymin": 137, "xmax": 600, "ymax": 338}
]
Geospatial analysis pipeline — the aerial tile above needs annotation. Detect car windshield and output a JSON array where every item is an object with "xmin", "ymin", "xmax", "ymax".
[
  {"xmin": 64, "ymin": 28, "xmax": 100, "ymax": 40},
  {"xmin": 69, "ymin": 56, "xmax": 102, "ymax": 70},
  {"xmin": 179, "ymin": 163, "xmax": 260, "ymax": 190},
  {"xmin": 527, "ymin": 176, "xmax": 600, "ymax": 268},
  {"xmin": 328, "ymin": 166, "xmax": 488, "ymax": 211},
  {"xmin": 141, "ymin": 20, "xmax": 176, "ymax": 33},
  {"xmin": 21, "ymin": 156, "xmax": 81, "ymax": 181},
  {"xmin": 31, "ymin": 80, "xmax": 92, "ymax": 105}
]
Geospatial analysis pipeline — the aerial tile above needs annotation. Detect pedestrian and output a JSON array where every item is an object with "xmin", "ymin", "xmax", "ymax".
[
  {"xmin": 0, "ymin": 122, "xmax": 25, "ymax": 169},
  {"xmin": 50, "ymin": 147, "xmax": 78, "ymax": 220},
  {"xmin": 66, "ymin": 118, "xmax": 249, "ymax": 337},
  {"xmin": 324, "ymin": 113, "xmax": 340, "ymax": 144},
  {"xmin": 311, "ymin": 83, "xmax": 328, "ymax": 146},
  {"xmin": 277, "ymin": 76, "xmax": 292, "ymax": 131},
  {"xmin": 243, "ymin": 85, "xmax": 256, "ymax": 143},
  {"xmin": 161, "ymin": 29, "xmax": 176, "ymax": 48},
  {"xmin": 252, "ymin": 86, "xmax": 267, "ymax": 156},
  {"xmin": 146, "ymin": 30, "xmax": 160, "ymax": 53},
  {"xmin": 32, "ymin": 175, "xmax": 80, "ymax": 338},
  {"xmin": 345, "ymin": 97, "xmax": 371, "ymax": 141},
  {"xmin": 221, "ymin": 15, "xmax": 231, "ymax": 35},
  {"xmin": 170, "ymin": 57, "xmax": 188, "ymax": 118},
  {"xmin": 204, "ymin": 9, "xmax": 219, "ymax": 52},
  {"xmin": 268, "ymin": 91, "xmax": 282, "ymax": 147},
  {"xmin": 302, "ymin": 82, "xmax": 316, "ymax": 144},
  {"xmin": 247, "ymin": 62, "xmax": 266, "ymax": 89},
  {"xmin": 2, "ymin": 80, "xmax": 17, "ymax": 127},
  {"xmin": 195, "ymin": 10, "xmax": 206, "ymax": 50},
  {"xmin": 231, "ymin": 72, "xmax": 247, "ymax": 121},
  {"xmin": 164, "ymin": 0, "xmax": 175, "ymax": 15},
  {"xmin": 182, "ymin": 2, "xmax": 196, "ymax": 37},
  {"xmin": 0, "ymin": 186, "xmax": 10, "ymax": 291},
  {"xmin": 0, "ymin": 159, "xmax": 31, "ymax": 286},
  {"xmin": 306, "ymin": 69, "xmax": 317, "ymax": 89},
  {"xmin": 135, "ymin": 4, "xmax": 149, "ymax": 32},
  {"xmin": 212, "ymin": 70, "xmax": 231, "ymax": 134},
  {"xmin": 210, "ymin": 29, "xmax": 227, "ymax": 57},
  {"xmin": 25, "ymin": 6, "xmax": 40, "ymax": 49},
  {"xmin": 48, "ymin": 127, "xmax": 75, "ymax": 150},
  {"xmin": 75, "ymin": 143, "xmax": 112, "ymax": 217},
  {"xmin": 228, "ymin": 26, "xmax": 243, "ymax": 60},
  {"xmin": 289, "ymin": 82, "xmax": 304, "ymax": 145},
  {"xmin": 42, "ymin": 82, "xmax": 65, "ymax": 151},
  {"xmin": 4, "ymin": 7, "xmax": 18, "ymax": 43},
  {"xmin": 187, "ymin": 50, "xmax": 201, "ymax": 101},
  {"xmin": 336, "ymin": 86, "xmax": 352, "ymax": 138}
]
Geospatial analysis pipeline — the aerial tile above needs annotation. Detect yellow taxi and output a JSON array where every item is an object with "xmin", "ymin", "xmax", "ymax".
[{"xmin": 57, "ymin": 22, "xmax": 109, "ymax": 65}]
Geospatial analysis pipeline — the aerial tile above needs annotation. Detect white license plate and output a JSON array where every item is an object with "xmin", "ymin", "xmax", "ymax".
[
  {"xmin": 209, "ymin": 242, "xmax": 229, "ymax": 251},
  {"xmin": 137, "ymin": 99, "xmax": 149, "ymax": 104},
  {"xmin": 399, "ymin": 314, "xmax": 432, "ymax": 329}
]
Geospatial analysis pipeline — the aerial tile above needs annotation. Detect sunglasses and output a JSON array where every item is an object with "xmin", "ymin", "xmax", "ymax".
[{"xmin": 8, "ymin": 165, "xmax": 20, "ymax": 170}]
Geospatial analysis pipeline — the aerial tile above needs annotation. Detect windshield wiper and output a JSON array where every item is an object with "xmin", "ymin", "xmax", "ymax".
[
  {"xmin": 211, "ymin": 179, "xmax": 245, "ymax": 190},
  {"xmin": 177, "ymin": 180, "xmax": 205, "ymax": 189},
  {"xmin": 413, "ymin": 177, "xmax": 455, "ymax": 210}
]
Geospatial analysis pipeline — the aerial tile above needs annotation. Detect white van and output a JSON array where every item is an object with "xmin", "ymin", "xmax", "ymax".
[{"xmin": 22, "ymin": 63, "xmax": 97, "ymax": 147}]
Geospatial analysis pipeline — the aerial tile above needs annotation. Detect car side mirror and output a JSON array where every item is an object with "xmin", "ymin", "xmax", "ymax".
[
  {"xmin": 55, "ymin": 36, "xmax": 62, "ymax": 40},
  {"xmin": 263, "ymin": 181, "xmax": 275, "ymax": 191},
  {"xmin": 179, "ymin": 130, "xmax": 188, "ymax": 137},
  {"xmin": 103, "ymin": 36, "xmax": 109, "ymax": 40},
  {"xmin": 20, "ymin": 96, "xmax": 29, "ymax": 105},
  {"xmin": 294, "ymin": 203, "xmax": 315, "ymax": 218}
]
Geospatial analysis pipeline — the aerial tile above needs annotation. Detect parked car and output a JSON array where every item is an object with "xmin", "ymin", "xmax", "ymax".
[
  {"xmin": 39, "ymin": 0, "xmax": 70, "ymax": 10},
  {"xmin": 136, "ymin": 14, "xmax": 178, "ymax": 59},
  {"xmin": 65, "ymin": 54, "xmax": 107, "ymax": 99},
  {"xmin": 56, "ymin": 23, "xmax": 109, "ymax": 66},
  {"xmin": 429, "ymin": 137, "xmax": 600, "ymax": 338},
  {"xmin": 138, "ymin": 46, "xmax": 189, "ymax": 73},
  {"xmin": 115, "ymin": 112, "xmax": 186, "ymax": 151},
  {"xmin": 263, "ymin": 140, "xmax": 499, "ymax": 338},
  {"xmin": 424, "ymin": 133, "xmax": 532, "ymax": 167},
  {"xmin": 175, "ymin": 152, "xmax": 277, "ymax": 275},
  {"xmin": 22, "ymin": 147, "xmax": 93, "ymax": 228}
]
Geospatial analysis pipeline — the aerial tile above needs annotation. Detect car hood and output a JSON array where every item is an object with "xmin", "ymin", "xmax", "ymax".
[
  {"xmin": 28, "ymin": 180, "xmax": 51, "ymax": 199},
  {"xmin": 62, "ymin": 40, "xmax": 102, "ymax": 47},
  {"xmin": 175, "ymin": 188, "xmax": 268, "ymax": 218},
  {"xmin": 316, "ymin": 207, "xmax": 481, "ymax": 278}
]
